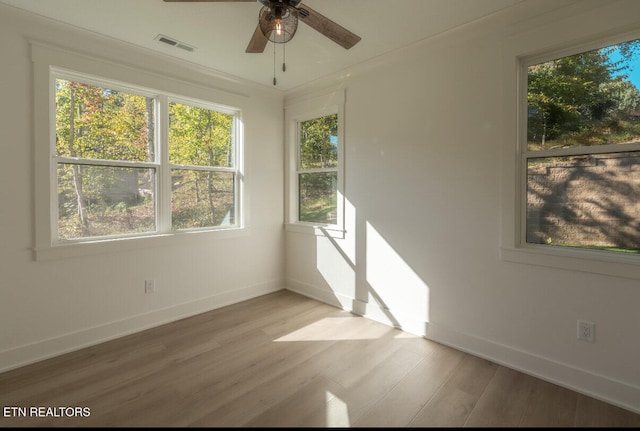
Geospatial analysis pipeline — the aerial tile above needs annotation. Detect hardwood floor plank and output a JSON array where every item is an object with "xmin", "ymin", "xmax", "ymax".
[
  {"xmin": 1, "ymin": 341, "xmax": 169, "ymax": 410},
  {"xmin": 1, "ymin": 290, "xmax": 639, "ymax": 428},
  {"xmin": 409, "ymin": 353, "xmax": 498, "ymax": 427},
  {"xmin": 575, "ymin": 393, "xmax": 640, "ymax": 427},
  {"xmin": 314, "ymin": 324, "xmax": 415, "ymax": 389},
  {"xmin": 464, "ymin": 365, "xmax": 539, "ymax": 427},
  {"xmin": 187, "ymin": 345, "xmax": 340, "ymax": 427},
  {"xmin": 519, "ymin": 378, "xmax": 578, "ymax": 427},
  {"xmin": 211, "ymin": 292, "xmax": 326, "ymax": 344},
  {"xmin": 327, "ymin": 346, "xmax": 429, "ymax": 426},
  {"xmin": 244, "ymin": 375, "xmax": 347, "ymax": 428},
  {"xmin": 353, "ymin": 343, "xmax": 466, "ymax": 427}
]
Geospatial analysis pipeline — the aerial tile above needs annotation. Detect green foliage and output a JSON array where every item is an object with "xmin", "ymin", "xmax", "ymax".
[
  {"xmin": 300, "ymin": 114, "xmax": 338, "ymax": 169},
  {"xmin": 298, "ymin": 172, "xmax": 337, "ymax": 224},
  {"xmin": 169, "ymin": 102, "xmax": 233, "ymax": 167},
  {"xmin": 56, "ymin": 164, "xmax": 155, "ymax": 239},
  {"xmin": 55, "ymin": 78, "xmax": 237, "ymax": 239},
  {"xmin": 171, "ymin": 170, "xmax": 235, "ymax": 229},
  {"xmin": 527, "ymin": 40, "xmax": 640, "ymax": 149},
  {"xmin": 297, "ymin": 114, "xmax": 338, "ymax": 224},
  {"xmin": 55, "ymin": 80, "xmax": 151, "ymax": 162},
  {"xmin": 168, "ymin": 103, "xmax": 235, "ymax": 228}
]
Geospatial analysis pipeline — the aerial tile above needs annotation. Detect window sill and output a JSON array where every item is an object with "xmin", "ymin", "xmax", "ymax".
[
  {"xmin": 501, "ymin": 244, "xmax": 640, "ymax": 280},
  {"xmin": 34, "ymin": 227, "xmax": 249, "ymax": 261},
  {"xmin": 284, "ymin": 223, "xmax": 346, "ymax": 239}
]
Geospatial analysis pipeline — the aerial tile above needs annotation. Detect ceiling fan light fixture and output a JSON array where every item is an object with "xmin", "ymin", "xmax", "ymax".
[{"xmin": 258, "ymin": 5, "xmax": 298, "ymax": 44}]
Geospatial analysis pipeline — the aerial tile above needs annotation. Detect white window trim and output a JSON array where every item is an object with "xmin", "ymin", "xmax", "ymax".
[
  {"xmin": 284, "ymin": 89, "xmax": 345, "ymax": 238},
  {"xmin": 32, "ymin": 42, "xmax": 246, "ymax": 261},
  {"xmin": 501, "ymin": 29, "xmax": 640, "ymax": 280}
]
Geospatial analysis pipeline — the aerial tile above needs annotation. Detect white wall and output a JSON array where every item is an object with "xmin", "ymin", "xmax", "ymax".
[
  {"xmin": 0, "ymin": 4, "xmax": 285, "ymax": 370},
  {"xmin": 285, "ymin": 0, "xmax": 640, "ymax": 414},
  {"xmin": 2, "ymin": 0, "xmax": 639, "ymax": 416}
]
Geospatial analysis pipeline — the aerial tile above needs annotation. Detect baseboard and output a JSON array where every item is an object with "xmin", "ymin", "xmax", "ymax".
[
  {"xmin": 424, "ymin": 321, "xmax": 640, "ymax": 415},
  {"xmin": 285, "ymin": 278, "xmax": 640, "ymax": 415},
  {"xmin": 0, "ymin": 279, "xmax": 284, "ymax": 373}
]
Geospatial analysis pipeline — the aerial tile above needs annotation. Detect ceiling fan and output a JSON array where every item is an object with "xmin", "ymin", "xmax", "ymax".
[{"xmin": 163, "ymin": 0, "xmax": 361, "ymax": 54}]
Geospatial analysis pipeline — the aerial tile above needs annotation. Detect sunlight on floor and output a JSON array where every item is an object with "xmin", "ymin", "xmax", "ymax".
[
  {"xmin": 273, "ymin": 316, "xmax": 390, "ymax": 342},
  {"xmin": 273, "ymin": 316, "xmax": 424, "ymax": 342},
  {"xmin": 326, "ymin": 390, "xmax": 350, "ymax": 427}
]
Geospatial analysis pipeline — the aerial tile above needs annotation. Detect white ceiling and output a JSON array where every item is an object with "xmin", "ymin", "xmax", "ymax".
[{"xmin": 0, "ymin": 0, "xmax": 527, "ymax": 91}]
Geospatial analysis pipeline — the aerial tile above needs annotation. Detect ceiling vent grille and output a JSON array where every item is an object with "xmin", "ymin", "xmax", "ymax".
[{"xmin": 155, "ymin": 34, "xmax": 195, "ymax": 52}]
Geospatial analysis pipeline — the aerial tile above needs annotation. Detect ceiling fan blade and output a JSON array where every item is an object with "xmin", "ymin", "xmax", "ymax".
[
  {"xmin": 245, "ymin": 24, "xmax": 269, "ymax": 53},
  {"xmin": 297, "ymin": 3, "xmax": 361, "ymax": 50},
  {"xmin": 163, "ymin": 1, "xmax": 256, "ymax": 2}
]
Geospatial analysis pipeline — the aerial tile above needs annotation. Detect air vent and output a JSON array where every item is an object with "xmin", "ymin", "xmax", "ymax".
[{"xmin": 155, "ymin": 34, "xmax": 195, "ymax": 52}]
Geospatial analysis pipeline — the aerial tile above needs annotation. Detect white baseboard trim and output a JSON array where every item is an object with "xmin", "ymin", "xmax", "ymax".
[
  {"xmin": 424, "ymin": 321, "xmax": 640, "ymax": 415},
  {"xmin": 0, "ymin": 280, "xmax": 284, "ymax": 373},
  {"xmin": 285, "ymin": 278, "xmax": 640, "ymax": 415}
]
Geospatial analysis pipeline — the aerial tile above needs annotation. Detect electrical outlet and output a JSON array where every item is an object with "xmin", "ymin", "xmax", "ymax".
[
  {"xmin": 577, "ymin": 320, "xmax": 595, "ymax": 343},
  {"xmin": 145, "ymin": 279, "xmax": 156, "ymax": 294}
]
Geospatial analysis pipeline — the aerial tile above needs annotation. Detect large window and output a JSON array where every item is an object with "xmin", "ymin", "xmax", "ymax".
[
  {"xmin": 522, "ymin": 37, "xmax": 640, "ymax": 254},
  {"xmin": 52, "ymin": 71, "xmax": 241, "ymax": 244}
]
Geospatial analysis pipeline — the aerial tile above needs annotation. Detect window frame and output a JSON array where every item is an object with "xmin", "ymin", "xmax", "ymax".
[
  {"xmin": 165, "ymin": 95, "xmax": 241, "ymax": 233},
  {"xmin": 502, "ymin": 29, "xmax": 640, "ymax": 280},
  {"xmin": 52, "ymin": 70, "xmax": 163, "ymax": 241},
  {"xmin": 296, "ymin": 113, "xmax": 339, "ymax": 225},
  {"xmin": 285, "ymin": 90, "xmax": 345, "ymax": 237},
  {"xmin": 33, "ymin": 43, "xmax": 245, "ymax": 260}
]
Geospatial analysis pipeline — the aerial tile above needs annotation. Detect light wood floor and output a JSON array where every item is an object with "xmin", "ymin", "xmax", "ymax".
[{"xmin": 1, "ymin": 290, "xmax": 639, "ymax": 428}]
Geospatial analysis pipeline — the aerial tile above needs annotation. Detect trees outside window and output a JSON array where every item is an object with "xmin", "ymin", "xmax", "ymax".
[
  {"xmin": 523, "ymin": 38, "xmax": 640, "ymax": 253},
  {"xmin": 169, "ymin": 101, "xmax": 236, "ymax": 230},
  {"xmin": 297, "ymin": 114, "xmax": 338, "ymax": 224},
  {"xmin": 54, "ymin": 74, "xmax": 240, "ymax": 243}
]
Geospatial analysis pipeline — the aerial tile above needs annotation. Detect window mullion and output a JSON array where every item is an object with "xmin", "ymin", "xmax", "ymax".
[
  {"xmin": 170, "ymin": 163, "xmax": 236, "ymax": 173},
  {"xmin": 525, "ymin": 142, "xmax": 640, "ymax": 159},
  {"xmin": 54, "ymin": 157, "xmax": 159, "ymax": 169},
  {"xmin": 157, "ymin": 95, "xmax": 172, "ymax": 233},
  {"xmin": 234, "ymin": 115, "xmax": 242, "ymax": 228},
  {"xmin": 297, "ymin": 167, "xmax": 338, "ymax": 175}
]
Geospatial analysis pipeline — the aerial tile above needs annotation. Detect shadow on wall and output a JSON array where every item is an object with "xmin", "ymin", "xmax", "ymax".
[{"xmin": 311, "ymin": 198, "xmax": 431, "ymax": 337}]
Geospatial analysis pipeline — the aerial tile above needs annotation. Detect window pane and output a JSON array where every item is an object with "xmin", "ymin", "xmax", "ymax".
[
  {"xmin": 299, "ymin": 114, "xmax": 338, "ymax": 169},
  {"xmin": 57, "ymin": 164, "xmax": 156, "ymax": 240},
  {"xmin": 169, "ymin": 102, "xmax": 234, "ymax": 168},
  {"xmin": 172, "ymin": 170, "xmax": 235, "ymax": 229},
  {"xmin": 527, "ymin": 152, "xmax": 640, "ymax": 252},
  {"xmin": 299, "ymin": 172, "xmax": 337, "ymax": 224},
  {"xmin": 55, "ymin": 79, "xmax": 155, "ymax": 162},
  {"xmin": 527, "ymin": 40, "xmax": 640, "ymax": 151}
]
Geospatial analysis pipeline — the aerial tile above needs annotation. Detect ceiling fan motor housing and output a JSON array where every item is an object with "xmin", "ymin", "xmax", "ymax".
[{"xmin": 259, "ymin": 2, "xmax": 299, "ymax": 43}]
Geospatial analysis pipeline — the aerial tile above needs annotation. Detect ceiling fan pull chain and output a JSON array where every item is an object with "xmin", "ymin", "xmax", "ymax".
[
  {"xmin": 283, "ymin": 42, "xmax": 286, "ymax": 72},
  {"xmin": 273, "ymin": 40, "xmax": 277, "ymax": 86}
]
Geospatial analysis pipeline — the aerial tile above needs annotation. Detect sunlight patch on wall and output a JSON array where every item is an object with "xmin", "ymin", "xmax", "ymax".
[
  {"xmin": 341, "ymin": 195, "xmax": 357, "ymax": 264},
  {"xmin": 365, "ymin": 221, "xmax": 430, "ymax": 331}
]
